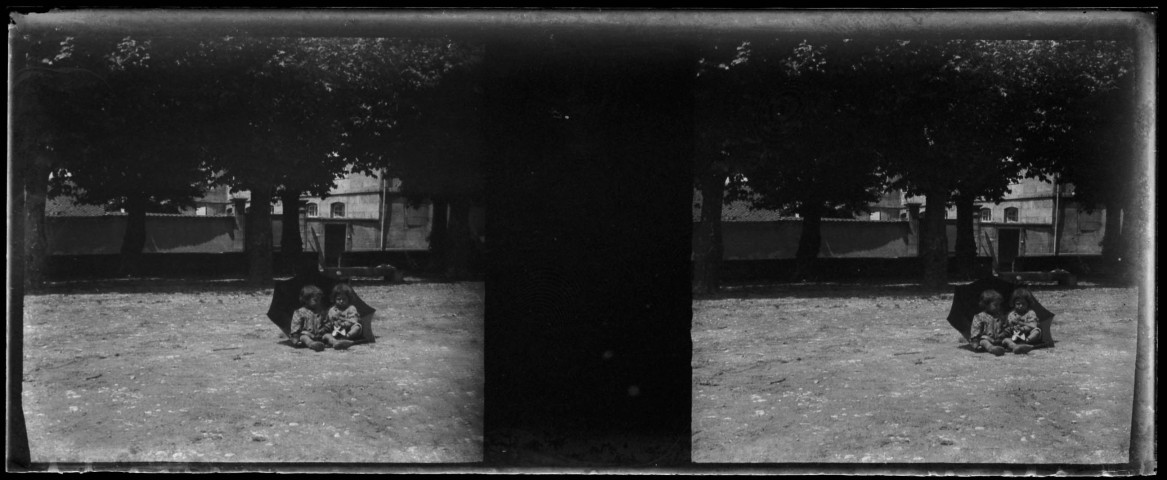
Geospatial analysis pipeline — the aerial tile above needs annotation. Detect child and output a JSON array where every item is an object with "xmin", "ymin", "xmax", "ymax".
[
  {"xmin": 323, "ymin": 283, "xmax": 361, "ymax": 350},
  {"xmin": 289, "ymin": 285, "xmax": 327, "ymax": 352},
  {"xmin": 1002, "ymin": 288, "xmax": 1040, "ymax": 354},
  {"xmin": 968, "ymin": 289, "xmax": 1007, "ymax": 356}
]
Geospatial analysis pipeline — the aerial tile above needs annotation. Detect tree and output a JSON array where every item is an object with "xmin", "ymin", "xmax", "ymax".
[
  {"xmin": 11, "ymin": 29, "xmax": 115, "ymax": 288},
  {"xmin": 691, "ymin": 39, "xmax": 889, "ymax": 288},
  {"xmin": 195, "ymin": 36, "xmax": 483, "ymax": 284},
  {"xmin": 1012, "ymin": 40, "xmax": 1136, "ymax": 273},
  {"xmin": 691, "ymin": 40, "xmax": 778, "ymax": 294},
  {"xmin": 1061, "ymin": 82, "xmax": 1141, "ymax": 273},
  {"xmin": 188, "ymin": 36, "xmax": 398, "ymax": 283},
  {"xmin": 951, "ymin": 40, "xmax": 1134, "ymax": 277},
  {"xmin": 262, "ymin": 39, "xmax": 370, "ymax": 268},
  {"xmin": 881, "ymin": 39, "xmax": 1136, "ymax": 281},
  {"xmin": 44, "ymin": 35, "xmax": 217, "ymax": 275},
  {"xmin": 387, "ymin": 65, "xmax": 484, "ymax": 279},
  {"xmin": 740, "ymin": 39, "xmax": 887, "ymax": 281},
  {"xmin": 337, "ymin": 39, "xmax": 484, "ymax": 278},
  {"xmin": 190, "ymin": 36, "xmax": 328, "ymax": 284},
  {"xmin": 862, "ymin": 39, "xmax": 1041, "ymax": 289}
]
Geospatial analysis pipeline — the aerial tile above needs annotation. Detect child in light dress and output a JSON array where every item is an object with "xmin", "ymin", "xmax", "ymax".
[
  {"xmin": 1002, "ymin": 288, "xmax": 1041, "ymax": 354},
  {"xmin": 323, "ymin": 283, "xmax": 362, "ymax": 350}
]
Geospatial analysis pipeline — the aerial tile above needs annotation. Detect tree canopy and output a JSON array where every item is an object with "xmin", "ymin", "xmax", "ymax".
[
  {"xmin": 691, "ymin": 37, "xmax": 1138, "ymax": 289},
  {"xmin": 13, "ymin": 28, "xmax": 488, "ymax": 283}
]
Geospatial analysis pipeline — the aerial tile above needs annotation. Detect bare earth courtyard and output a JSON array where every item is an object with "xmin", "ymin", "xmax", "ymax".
[
  {"xmin": 21, "ymin": 280, "xmax": 484, "ymax": 464},
  {"xmin": 692, "ymin": 283, "xmax": 1137, "ymax": 464}
]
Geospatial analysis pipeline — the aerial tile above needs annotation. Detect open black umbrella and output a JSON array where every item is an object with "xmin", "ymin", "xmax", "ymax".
[
  {"xmin": 947, "ymin": 276, "xmax": 1056, "ymax": 347},
  {"xmin": 267, "ymin": 269, "xmax": 377, "ymax": 344}
]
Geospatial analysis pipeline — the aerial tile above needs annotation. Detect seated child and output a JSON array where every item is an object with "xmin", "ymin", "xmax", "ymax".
[
  {"xmin": 289, "ymin": 285, "xmax": 327, "ymax": 352},
  {"xmin": 1002, "ymin": 288, "xmax": 1041, "ymax": 354},
  {"xmin": 968, "ymin": 289, "xmax": 1007, "ymax": 356},
  {"xmin": 323, "ymin": 283, "xmax": 362, "ymax": 350}
]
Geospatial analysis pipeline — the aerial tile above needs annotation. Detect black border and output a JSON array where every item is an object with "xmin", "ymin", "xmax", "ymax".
[{"xmin": 7, "ymin": 7, "xmax": 1157, "ymax": 474}]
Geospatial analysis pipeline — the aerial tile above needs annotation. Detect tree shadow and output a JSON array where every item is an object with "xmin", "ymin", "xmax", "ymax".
[
  {"xmin": 28, "ymin": 277, "xmax": 267, "ymax": 296},
  {"xmin": 275, "ymin": 338, "xmax": 376, "ymax": 350},
  {"xmin": 953, "ymin": 341, "xmax": 1057, "ymax": 355},
  {"xmin": 702, "ymin": 280, "xmax": 958, "ymax": 301},
  {"xmin": 28, "ymin": 275, "xmax": 475, "ymax": 296}
]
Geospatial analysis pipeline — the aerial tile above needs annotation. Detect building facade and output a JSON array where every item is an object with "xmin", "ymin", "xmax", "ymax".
[
  {"xmin": 892, "ymin": 175, "xmax": 1107, "ymax": 266},
  {"xmin": 693, "ymin": 174, "xmax": 1106, "ymax": 268},
  {"xmin": 43, "ymin": 169, "xmax": 486, "ymax": 262},
  {"xmin": 211, "ymin": 170, "xmax": 441, "ymax": 265}
]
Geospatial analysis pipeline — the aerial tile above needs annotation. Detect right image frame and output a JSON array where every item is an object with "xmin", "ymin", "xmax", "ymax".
[{"xmin": 689, "ymin": 9, "xmax": 1156, "ymax": 473}]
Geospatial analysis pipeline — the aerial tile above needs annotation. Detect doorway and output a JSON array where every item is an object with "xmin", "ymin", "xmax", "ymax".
[
  {"xmin": 324, "ymin": 223, "xmax": 347, "ymax": 267},
  {"xmin": 998, "ymin": 229, "xmax": 1020, "ymax": 272}
]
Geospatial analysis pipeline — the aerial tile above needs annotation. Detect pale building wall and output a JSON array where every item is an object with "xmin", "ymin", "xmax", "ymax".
[{"xmin": 196, "ymin": 170, "xmax": 433, "ymax": 252}]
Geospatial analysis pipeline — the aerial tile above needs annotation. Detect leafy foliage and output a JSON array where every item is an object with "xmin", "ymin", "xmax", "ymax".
[
  {"xmin": 14, "ymin": 26, "xmax": 485, "ymax": 280},
  {"xmin": 738, "ymin": 39, "xmax": 886, "ymax": 218},
  {"xmin": 1012, "ymin": 41, "xmax": 1136, "ymax": 208},
  {"xmin": 46, "ymin": 36, "xmax": 215, "ymax": 213}
]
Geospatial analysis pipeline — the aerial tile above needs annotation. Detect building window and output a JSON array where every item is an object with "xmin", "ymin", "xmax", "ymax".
[
  {"xmin": 406, "ymin": 202, "xmax": 430, "ymax": 227},
  {"xmin": 980, "ymin": 208, "xmax": 992, "ymax": 222},
  {"xmin": 1079, "ymin": 209, "xmax": 1102, "ymax": 233},
  {"xmin": 305, "ymin": 203, "xmax": 318, "ymax": 217},
  {"xmin": 1004, "ymin": 207, "xmax": 1018, "ymax": 223},
  {"xmin": 331, "ymin": 202, "xmax": 345, "ymax": 218}
]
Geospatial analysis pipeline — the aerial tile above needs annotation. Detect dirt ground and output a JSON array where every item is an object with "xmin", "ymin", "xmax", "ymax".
[
  {"xmin": 692, "ymin": 281, "xmax": 1139, "ymax": 464},
  {"xmin": 20, "ymin": 278, "xmax": 483, "ymax": 465}
]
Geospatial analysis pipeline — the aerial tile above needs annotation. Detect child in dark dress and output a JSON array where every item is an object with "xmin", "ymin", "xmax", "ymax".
[
  {"xmin": 968, "ymin": 290, "xmax": 1007, "ymax": 356},
  {"xmin": 289, "ymin": 285, "xmax": 327, "ymax": 352}
]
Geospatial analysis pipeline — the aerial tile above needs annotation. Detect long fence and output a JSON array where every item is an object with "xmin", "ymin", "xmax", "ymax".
[
  {"xmin": 42, "ymin": 212, "xmax": 1102, "ymax": 279},
  {"xmin": 49, "ymin": 214, "xmax": 1101, "ymax": 259},
  {"xmin": 44, "ymin": 214, "xmax": 430, "ymax": 256},
  {"xmin": 709, "ymin": 218, "xmax": 1103, "ymax": 262}
]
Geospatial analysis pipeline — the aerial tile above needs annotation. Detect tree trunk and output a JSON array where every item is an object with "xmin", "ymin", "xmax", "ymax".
[
  {"xmin": 953, "ymin": 195, "xmax": 977, "ymax": 279},
  {"xmin": 792, "ymin": 202, "xmax": 824, "ymax": 282},
  {"xmin": 445, "ymin": 198, "xmax": 473, "ymax": 280},
  {"xmin": 23, "ymin": 154, "xmax": 52, "ymax": 290},
  {"xmin": 428, "ymin": 197, "xmax": 450, "ymax": 274},
  {"xmin": 920, "ymin": 187, "xmax": 950, "ymax": 290},
  {"xmin": 279, "ymin": 189, "xmax": 304, "ymax": 268},
  {"xmin": 692, "ymin": 169, "xmax": 726, "ymax": 295},
  {"xmin": 1115, "ymin": 195, "xmax": 1142, "ymax": 284},
  {"xmin": 245, "ymin": 185, "xmax": 275, "ymax": 286},
  {"xmin": 1100, "ymin": 200, "xmax": 1123, "ymax": 264},
  {"xmin": 119, "ymin": 192, "xmax": 149, "ymax": 277}
]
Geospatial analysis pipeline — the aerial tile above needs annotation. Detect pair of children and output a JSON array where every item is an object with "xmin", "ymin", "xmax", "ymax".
[
  {"xmin": 968, "ymin": 288, "xmax": 1043, "ymax": 356},
  {"xmin": 289, "ymin": 283, "xmax": 363, "ymax": 352}
]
